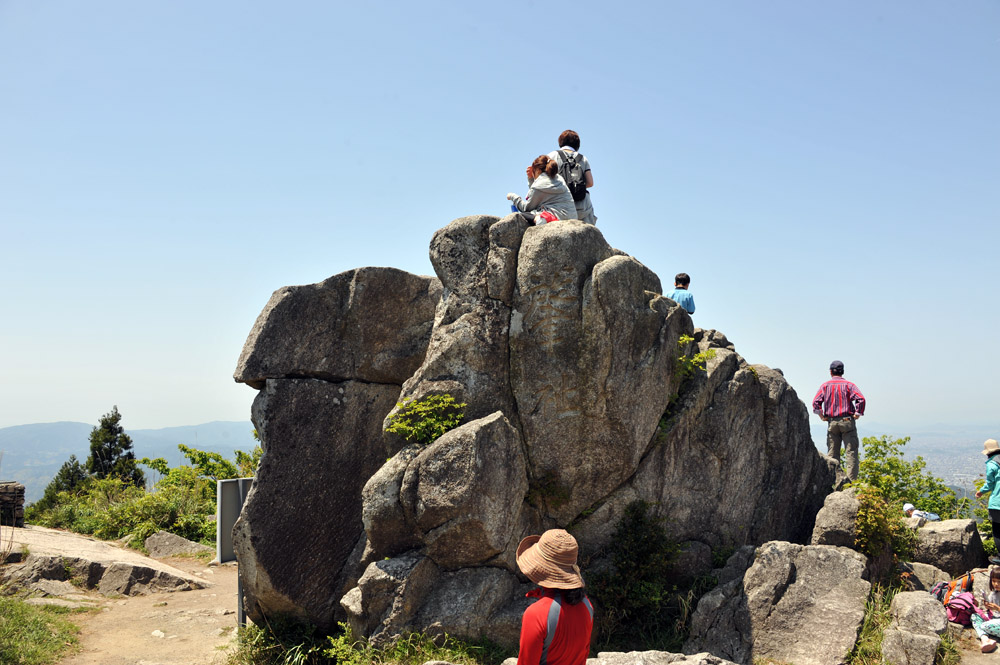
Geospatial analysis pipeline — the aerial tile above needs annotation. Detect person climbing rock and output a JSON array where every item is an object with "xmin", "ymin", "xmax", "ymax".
[{"xmin": 812, "ymin": 360, "xmax": 866, "ymax": 481}]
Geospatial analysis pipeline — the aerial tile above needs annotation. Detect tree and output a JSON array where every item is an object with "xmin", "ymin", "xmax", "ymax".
[
  {"xmin": 856, "ymin": 435, "xmax": 957, "ymax": 518},
  {"xmin": 85, "ymin": 406, "xmax": 144, "ymax": 487},
  {"xmin": 29, "ymin": 454, "xmax": 88, "ymax": 513}
]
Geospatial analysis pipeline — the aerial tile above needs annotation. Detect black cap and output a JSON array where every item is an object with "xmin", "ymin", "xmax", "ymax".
[{"xmin": 830, "ymin": 360, "xmax": 844, "ymax": 372}]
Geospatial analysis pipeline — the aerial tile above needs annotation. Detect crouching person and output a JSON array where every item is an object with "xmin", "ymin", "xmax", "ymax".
[{"xmin": 515, "ymin": 529, "xmax": 593, "ymax": 665}]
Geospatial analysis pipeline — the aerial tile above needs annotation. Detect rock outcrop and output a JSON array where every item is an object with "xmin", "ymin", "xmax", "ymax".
[
  {"xmin": 810, "ymin": 488, "xmax": 859, "ymax": 547},
  {"xmin": 232, "ymin": 215, "xmax": 837, "ymax": 641},
  {"xmin": 910, "ymin": 519, "xmax": 986, "ymax": 577},
  {"xmin": 685, "ymin": 541, "xmax": 870, "ymax": 665},
  {"xmin": 501, "ymin": 652, "xmax": 739, "ymax": 665},
  {"xmin": 880, "ymin": 590, "xmax": 946, "ymax": 665}
]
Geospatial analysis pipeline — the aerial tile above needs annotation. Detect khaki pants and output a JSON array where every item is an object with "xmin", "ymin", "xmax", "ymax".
[{"xmin": 827, "ymin": 417, "xmax": 859, "ymax": 480}]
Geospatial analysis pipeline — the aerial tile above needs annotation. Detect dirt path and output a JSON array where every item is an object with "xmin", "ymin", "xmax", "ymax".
[{"xmin": 58, "ymin": 556, "xmax": 240, "ymax": 665}]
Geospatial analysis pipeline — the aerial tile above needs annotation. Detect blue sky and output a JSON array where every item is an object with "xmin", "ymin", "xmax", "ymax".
[{"xmin": 1, "ymin": 1, "xmax": 998, "ymax": 436}]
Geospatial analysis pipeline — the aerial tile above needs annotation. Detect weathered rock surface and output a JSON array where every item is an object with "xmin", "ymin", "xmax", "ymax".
[
  {"xmin": 573, "ymin": 340, "xmax": 836, "ymax": 551},
  {"xmin": 881, "ymin": 590, "xmax": 946, "ymax": 665},
  {"xmin": 341, "ymin": 551, "xmax": 526, "ymax": 648},
  {"xmin": 235, "ymin": 267, "xmax": 441, "ymax": 389},
  {"xmin": 233, "ymin": 215, "xmax": 838, "ymax": 646},
  {"xmin": 2, "ymin": 526, "xmax": 207, "ymax": 597},
  {"xmin": 363, "ymin": 411, "xmax": 528, "ymax": 568},
  {"xmin": 232, "ymin": 378, "xmax": 402, "ymax": 632},
  {"xmin": 685, "ymin": 541, "xmax": 870, "ymax": 665},
  {"xmin": 899, "ymin": 561, "xmax": 950, "ymax": 592},
  {"xmin": 911, "ymin": 519, "xmax": 986, "ymax": 577},
  {"xmin": 810, "ymin": 488, "xmax": 859, "ymax": 547},
  {"xmin": 145, "ymin": 530, "xmax": 214, "ymax": 558}
]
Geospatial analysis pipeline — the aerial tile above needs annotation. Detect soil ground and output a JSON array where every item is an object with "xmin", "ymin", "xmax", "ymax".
[{"xmin": 57, "ymin": 555, "xmax": 239, "ymax": 665}]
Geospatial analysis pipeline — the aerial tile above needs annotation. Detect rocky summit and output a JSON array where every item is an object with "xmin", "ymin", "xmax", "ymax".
[{"xmin": 231, "ymin": 214, "xmax": 837, "ymax": 646}]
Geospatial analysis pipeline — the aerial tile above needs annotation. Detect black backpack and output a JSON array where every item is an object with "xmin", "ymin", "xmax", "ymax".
[{"xmin": 556, "ymin": 151, "xmax": 588, "ymax": 202}]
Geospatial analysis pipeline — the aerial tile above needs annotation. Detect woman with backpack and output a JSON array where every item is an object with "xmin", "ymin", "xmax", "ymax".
[
  {"xmin": 514, "ymin": 529, "xmax": 593, "ymax": 665},
  {"xmin": 975, "ymin": 438, "xmax": 1000, "ymax": 566},
  {"xmin": 507, "ymin": 155, "xmax": 577, "ymax": 224}
]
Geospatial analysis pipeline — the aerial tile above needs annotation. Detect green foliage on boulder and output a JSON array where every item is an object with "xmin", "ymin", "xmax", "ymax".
[{"xmin": 385, "ymin": 394, "xmax": 466, "ymax": 445}]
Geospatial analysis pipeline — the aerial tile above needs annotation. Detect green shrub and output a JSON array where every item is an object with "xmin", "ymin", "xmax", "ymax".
[
  {"xmin": 29, "ymin": 472, "xmax": 215, "ymax": 550},
  {"xmin": 0, "ymin": 597, "xmax": 80, "ymax": 665},
  {"xmin": 385, "ymin": 394, "xmax": 466, "ymax": 445},
  {"xmin": 856, "ymin": 435, "xmax": 957, "ymax": 518},
  {"xmin": 853, "ymin": 484, "xmax": 916, "ymax": 584},
  {"xmin": 675, "ymin": 335, "xmax": 716, "ymax": 381},
  {"xmin": 588, "ymin": 500, "xmax": 686, "ymax": 651}
]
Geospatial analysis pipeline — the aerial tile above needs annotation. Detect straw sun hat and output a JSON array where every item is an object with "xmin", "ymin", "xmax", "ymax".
[
  {"xmin": 516, "ymin": 529, "xmax": 584, "ymax": 589},
  {"xmin": 984, "ymin": 439, "xmax": 1000, "ymax": 456}
]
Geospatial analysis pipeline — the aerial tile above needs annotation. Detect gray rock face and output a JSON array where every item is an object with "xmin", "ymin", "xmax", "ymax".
[
  {"xmin": 234, "ymin": 267, "xmax": 441, "ymax": 389},
  {"xmin": 1, "ymin": 553, "xmax": 205, "ymax": 597},
  {"xmin": 145, "ymin": 530, "xmax": 213, "ymax": 558},
  {"xmin": 234, "ymin": 215, "xmax": 837, "ymax": 647},
  {"xmin": 881, "ymin": 591, "xmax": 946, "ymax": 665},
  {"xmin": 232, "ymin": 378, "xmax": 402, "ymax": 632},
  {"xmin": 342, "ymin": 551, "xmax": 525, "ymax": 648},
  {"xmin": 911, "ymin": 519, "xmax": 987, "ymax": 577},
  {"xmin": 899, "ymin": 561, "xmax": 950, "ymax": 592},
  {"xmin": 573, "ymin": 337, "xmax": 837, "ymax": 552},
  {"xmin": 685, "ymin": 541, "xmax": 870, "ymax": 665},
  {"xmin": 363, "ymin": 411, "xmax": 528, "ymax": 568},
  {"xmin": 810, "ymin": 488, "xmax": 859, "ymax": 547}
]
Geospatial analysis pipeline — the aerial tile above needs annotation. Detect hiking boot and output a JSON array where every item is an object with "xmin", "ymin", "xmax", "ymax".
[{"xmin": 990, "ymin": 556, "xmax": 1000, "ymax": 566}]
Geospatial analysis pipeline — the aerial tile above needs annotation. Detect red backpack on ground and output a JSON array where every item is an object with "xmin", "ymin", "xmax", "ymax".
[
  {"xmin": 945, "ymin": 592, "xmax": 980, "ymax": 626},
  {"xmin": 931, "ymin": 571, "xmax": 976, "ymax": 604}
]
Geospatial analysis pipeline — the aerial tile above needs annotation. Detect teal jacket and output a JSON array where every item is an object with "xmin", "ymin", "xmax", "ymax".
[{"xmin": 984, "ymin": 453, "xmax": 1000, "ymax": 511}]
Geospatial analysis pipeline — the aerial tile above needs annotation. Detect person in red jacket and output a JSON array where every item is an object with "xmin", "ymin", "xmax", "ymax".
[{"xmin": 515, "ymin": 529, "xmax": 594, "ymax": 665}]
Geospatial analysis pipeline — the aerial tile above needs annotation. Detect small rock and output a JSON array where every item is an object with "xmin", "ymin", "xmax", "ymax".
[{"xmin": 151, "ymin": 630, "xmax": 165, "ymax": 638}]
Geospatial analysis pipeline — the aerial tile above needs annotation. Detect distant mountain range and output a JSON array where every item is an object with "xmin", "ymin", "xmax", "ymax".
[
  {"xmin": 0, "ymin": 421, "xmax": 256, "ymax": 504},
  {"xmin": 4, "ymin": 418, "xmax": 994, "ymax": 507}
]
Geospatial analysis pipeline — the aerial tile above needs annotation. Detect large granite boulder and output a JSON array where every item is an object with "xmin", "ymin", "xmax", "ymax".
[
  {"xmin": 911, "ymin": 519, "xmax": 987, "ymax": 577},
  {"xmin": 362, "ymin": 411, "xmax": 528, "ymax": 568},
  {"xmin": 810, "ymin": 488, "xmax": 859, "ymax": 548},
  {"xmin": 233, "ymin": 215, "xmax": 837, "ymax": 646},
  {"xmin": 235, "ymin": 267, "xmax": 441, "ymax": 389},
  {"xmin": 685, "ymin": 541, "xmax": 870, "ymax": 665},
  {"xmin": 232, "ymin": 378, "xmax": 405, "ymax": 632},
  {"xmin": 572, "ymin": 337, "xmax": 837, "ymax": 552},
  {"xmin": 881, "ymin": 590, "xmax": 947, "ymax": 665},
  {"xmin": 341, "ymin": 551, "xmax": 526, "ymax": 648}
]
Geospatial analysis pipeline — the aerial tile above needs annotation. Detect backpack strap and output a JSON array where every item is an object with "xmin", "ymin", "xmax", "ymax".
[
  {"xmin": 540, "ymin": 593, "xmax": 562, "ymax": 665},
  {"xmin": 540, "ymin": 592, "xmax": 593, "ymax": 665}
]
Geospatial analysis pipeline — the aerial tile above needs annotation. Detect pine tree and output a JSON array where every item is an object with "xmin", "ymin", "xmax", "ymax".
[
  {"xmin": 31, "ymin": 454, "xmax": 88, "ymax": 513},
  {"xmin": 85, "ymin": 405, "xmax": 145, "ymax": 487}
]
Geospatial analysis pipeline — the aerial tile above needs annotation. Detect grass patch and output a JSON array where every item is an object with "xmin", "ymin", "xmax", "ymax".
[
  {"xmin": 0, "ymin": 597, "xmax": 81, "ymax": 665},
  {"xmin": 846, "ymin": 585, "xmax": 896, "ymax": 665},
  {"xmin": 225, "ymin": 621, "xmax": 510, "ymax": 665}
]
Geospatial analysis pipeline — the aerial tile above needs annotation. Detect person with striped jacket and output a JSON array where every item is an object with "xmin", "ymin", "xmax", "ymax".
[{"xmin": 812, "ymin": 360, "xmax": 866, "ymax": 480}]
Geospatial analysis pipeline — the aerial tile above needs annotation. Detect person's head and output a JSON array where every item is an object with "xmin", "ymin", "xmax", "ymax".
[
  {"xmin": 516, "ymin": 529, "xmax": 584, "ymax": 590},
  {"xmin": 830, "ymin": 360, "xmax": 845, "ymax": 376},
  {"xmin": 531, "ymin": 155, "xmax": 559, "ymax": 179},
  {"xmin": 558, "ymin": 130, "xmax": 581, "ymax": 150},
  {"xmin": 991, "ymin": 566, "xmax": 1000, "ymax": 592},
  {"xmin": 903, "ymin": 503, "xmax": 915, "ymax": 517},
  {"xmin": 675, "ymin": 273, "xmax": 690, "ymax": 289},
  {"xmin": 984, "ymin": 439, "xmax": 1000, "ymax": 457}
]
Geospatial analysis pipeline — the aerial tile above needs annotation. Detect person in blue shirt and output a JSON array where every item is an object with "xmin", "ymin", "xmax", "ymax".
[
  {"xmin": 667, "ymin": 273, "xmax": 695, "ymax": 315},
  {"xmin": 976, "ymin": 438, "xmax": 1000, "ymax": 565}
]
